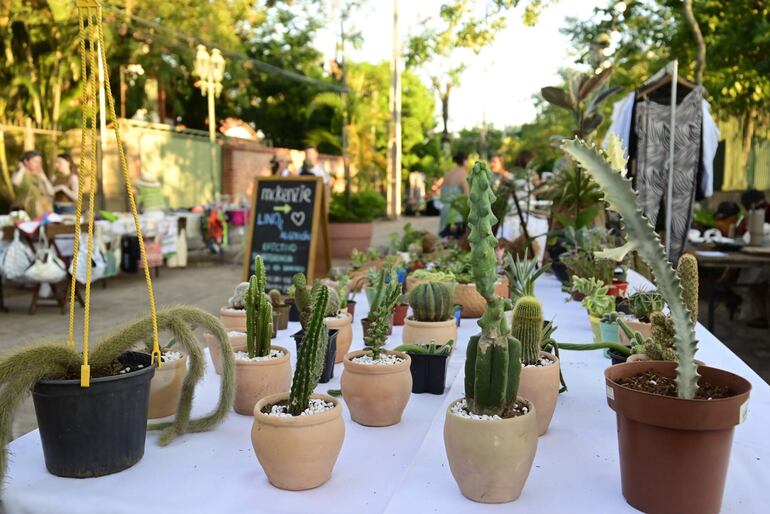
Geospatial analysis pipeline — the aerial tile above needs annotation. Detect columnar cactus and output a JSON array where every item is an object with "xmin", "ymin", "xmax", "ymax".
[
  {"xmin": 245, "ymin": 256, "xmax": 273, "ymax": 358},
  {"xmin": 464, "ymin": 161, "xmax": 523, "ymax": 416},
  {"xmin": 288, "ymin": 285, "xmax": 329, "ymax": 416},
  {"xmin": 364, "ymin": 273, "xmax": 401, "ymax": 359},
  {"xmin": 677, "ymin": 253, "xmax": 699, "ymax": 324},
  {"xmin": 408, "ymin": 281, "xmax": 454, "ymax": 322},
  {"xmin": 293, "ymin": 273, "xmax": 340, "ymax": 328},
  {"xmin": 512, "ymin": 296, "xmax": 544, "ymax": 365}
]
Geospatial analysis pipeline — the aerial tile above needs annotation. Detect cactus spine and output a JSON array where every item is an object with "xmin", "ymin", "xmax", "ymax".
[
  {"xmin": 512, "ymin": 296, "xmax": 544, "ymax": 365},
  {"xmin": 245, "ymin": 256, "xmax": 273, "ymax": 358},
  {"xmin": 677, "ymin": 253, "xmax": 699, "ymax": 324},
  {"xmin": 409, "ymin": 281, "xmax": 453, "ymax": 322},
  {"xmin": 288, "ymin": 286, "xmax": 330, "ymax": 415},
  {"xmin": 463, "ymin": 161, "xmax": 523, "ymax": 416}
]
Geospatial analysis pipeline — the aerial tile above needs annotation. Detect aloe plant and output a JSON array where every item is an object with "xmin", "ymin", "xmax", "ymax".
[
  {"xmin": 505, "ymin": 250, "xmax": 550, "ymax": 305},
  {"xmin": 562, "ymin": 139, "xmax": 699, "ymax": 399}
]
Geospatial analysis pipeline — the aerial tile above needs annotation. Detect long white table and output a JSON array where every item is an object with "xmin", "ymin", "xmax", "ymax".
[{"xmin": 4, "ymin": 272, "xmax": 770, "ymax": 513}]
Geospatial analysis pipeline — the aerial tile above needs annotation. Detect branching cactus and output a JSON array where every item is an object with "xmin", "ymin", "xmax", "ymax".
[
  {"xmin": 293, "ymin": 273, "xmax": 340, "ymax": 328},
  {"xmin": 367, "ymin": 265, "xmax": 392, "ymax": 315},
  {"xmin": 268, "ymin": 289, "xmax": 283, "ymax": 308},
  {"xmin": 364, "ymin": 274, "xmax": 401, "ymax": 359},
  {"xmin": 288, "ymin": 286, "xmax": 329, "ymax": 415},
  {"xmin": 245, "ymin": 257, "xmax": 273, "ymax": 358},
  {"xmin": 678, "ymin": 253, "xmax": 699, "ymax": 324},
  {"xmin": 464, "ymin": 161, "xmax": 523, "ymax": 416},
  {"xmin": 409, "ymin": 281, "xmax": 454, "ymax": 322},
  {"xmin": 512, "ymin": 296, "xmax": 545, "ymax": 365},
  {"xmin": 562, "ymin": 139, "xmax": 699, "ymax": 399}
]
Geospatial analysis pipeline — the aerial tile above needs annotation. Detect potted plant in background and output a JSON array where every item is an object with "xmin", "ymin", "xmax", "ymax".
[
  {"xmin": 394, "ymin": 340, "xmax": 454, "ymax": 395},
  {"xmin": 147, "ymin": 338, "xmax": 187, "ymax": 419},
  {"xmin": 444, "ymin": 161, "xmax": 538, "ymax": 504},
  {"xmin": 392, "ymin": 294, "xmax": 409, "ymax": 326},
  {"xmin": 251, "ymin": 286, "xmax": 345, "ymax": 491},
  {"xmin": 291, "ymin": 273, "xmax": 339, "ymax": 383},
  {"xmin": 362, "ymin": 266, "xmax": 396, "ymax": 337},
  {"xmin": 564, "ymin": 139, "xmax": 751, "ymax": 514},
  {"xmin": 402, "ymin": 280, "xmax": 457, "ymax": 346},
  {"xmin": 269, "ymin": 289, "xmax": 290, "ymax": 331},
  {"xmin": 328, "ymin": 191, "xmax": 386, "ymax": 259},
  {"xmin": 341, "ymin": 270, "xmax": 411, "ymax": 427},
  {"xmin": 219, "ymin": 281, "xmax": 249, "ymax": 331},
  {"xmin": 581, "ymin": 283, "xmax": 615, "ymax": 344},
  {"xmin": 617, "ymin": 289, "xmax": 665, "ymax": 345},
  {"xmin": 446, "ymin": 251, "xmax": 487, "ymax": 318},
  {"xmin": 232, "ymin": 258, "xmax": 291, "ymax": 415},
  {"xmin": 504, "ymin": 251, "xmax": 550, "ymax": 328},
  {"xmin": 325, "ymin": 276, "xmax": 354, "ymax": 363}
]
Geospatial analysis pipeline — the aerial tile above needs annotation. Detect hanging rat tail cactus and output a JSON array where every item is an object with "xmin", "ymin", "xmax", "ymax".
[
  {"xmin": 562, "ymin": 139, "xmax": 699, "ymax": 399},
  {"xmin": 245, "ymin": 256, "xmax": 273, "ymax": 358},
  {"xmin": 677, "ymin": 253, "xmax": 699, "ymax": 324},
  {"xmin": 512, "ymin": 296, "xmax": 544, "ymax": 366},
  {"xmin": 288, "ymin": 286, "xmax": 329, "ymax": 416}
]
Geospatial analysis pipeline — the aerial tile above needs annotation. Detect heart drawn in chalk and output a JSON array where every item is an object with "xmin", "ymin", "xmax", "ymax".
[{"xmin": 290, "ymin": 211, "xmax": 306, "ymax": 227}]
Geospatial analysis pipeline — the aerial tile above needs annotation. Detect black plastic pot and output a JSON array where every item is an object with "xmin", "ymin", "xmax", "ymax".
[
  {"xmin": 408, "ymin": 352, "xmax": 449, "ymax": 394},
  {"xmin": 287, "ymin": 299, "xmax": 300, "ymax": 322},
  {"xmin": 32, "ymin": 351, "xmax": 155, "ymax": 478},
  {"xmin": 608, "ymin": 347, "xmax": 629, "ymax": 365},
  {"xmin": 292, "ymin": 329, "xmax": 338, "ymax": 383},
  {"xmin": 548, "ymin": 239, "xmax": 570, "ymax": 283}
]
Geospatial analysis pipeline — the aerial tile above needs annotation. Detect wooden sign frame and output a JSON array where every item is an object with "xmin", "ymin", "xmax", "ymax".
[{"xmin": 242, "ymin": 175, "xmax": 331, "ymax": 285}]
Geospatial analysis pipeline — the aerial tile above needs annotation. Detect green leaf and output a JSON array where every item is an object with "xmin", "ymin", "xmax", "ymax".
[
  {"xmin": 541, "ymin": 86, "xmax": 576, "ymax": 111},
  {"xmin": 594, "ymin": 241, "xmax": 636, "ymax": 262}
]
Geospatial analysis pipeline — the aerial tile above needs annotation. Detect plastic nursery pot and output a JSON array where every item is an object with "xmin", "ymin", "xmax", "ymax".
[
  {"xmin": 286, "ymin": 299, "xmax": 300, "ymax": 322},
  {"xmin": 588, "ymin": 315, "xmax": 602, "ymax": 344},
  {"xmin": 32, "ymin": 351, "xmax": 155, "ymax": 478},
  {"xmin": 346, "ymin": 300, "xmax": 356, "ymax": 318},
  {"xmin": 453, "ymin": 283, "xmax": 486, "ymax": 318},
  {"xmin": 402, "ymin": 317, "xmax": 457, "ymax": 346},
  {"xmin": 340, "ymin": 350, "xmax": 412, "ymax": 427},
  {"xmin": 292, "ymin": 329, "xmax": 338, "ymax": 383},
  {"xmin": 208, "ymin": 332, "xmax": 247, "ymax": 375},
  {"xmin": 408, "ymin": 352, "xmax": 449, "ymax": 394},
  {"xmin": 273, "ymin": 304, "xmax": 291, "ymax": 331},
  {"xmin": 617, "ymin": 318, "xmax": 653, "ymax": 346},
  {"xmin": 444, "ymin": 397, "xmax": 538, "ymax": 503},
  {"xmin": 325, "ymin": 312, "xmax": 353, "ymax": 363},
  {"xmin": 148, "ymin": 352, "xmax": 188, "ymax": 419},
  {"xmin": 605, "ymin": 361, "xmax": 751, "ymax": 514},
  {"xmin": 233, "ymin": 345, "xmax": 292, "ymax": 415},
  {"xmin": 607, "ymin": 348, "xmax": 628, "ymax": 365},
  {"xmin": 519, "ymin": 352, "xmax": 560, "ymax": 436},
  {"xmin": 219, "ymin": 306, "xmax": 246, "ymax": 331},
  {"xmin": 361, "ymin": 316, "xmax": 393, "ymax": 337},
  {"xmin": 599, "ymin": 321, "xmax": 619, "ymax": 344},
  {"xmin": 607, "ymin": 280, "xmax": 629, "ymax": 298},
  {"xmin": 252, "ymin": 392, "xmax": 345, "ymax": 491},
  {"xmin": 392, "ymin": 303, "xmax": 409, "ymax": 326}
]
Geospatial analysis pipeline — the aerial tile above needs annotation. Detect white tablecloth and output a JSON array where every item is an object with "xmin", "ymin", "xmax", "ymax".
[{"xmin": 4, "ymin": 272, "xmax": 770, "ymax": 513}]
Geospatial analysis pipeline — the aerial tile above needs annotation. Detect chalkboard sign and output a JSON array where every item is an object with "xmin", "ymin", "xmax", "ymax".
[{"xmin": 243, "ymin": 176, "xmax": 330, "ymax": 291}]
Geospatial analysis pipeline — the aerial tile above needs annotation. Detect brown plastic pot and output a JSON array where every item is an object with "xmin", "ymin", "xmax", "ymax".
[
  {"xmin": 148, "ymin": 353, "xmax": 188, "ymax": 419},
  {"xmin": 252, "ymin": 392, "xmax": 345, "ymax": 491},
  {"xmin": 605, "ymin": 361, "xmax": 751, "ymax": 514},
  {"xmin": 328, "ymin": 221, "xmax": 374, "ymax": 259},
  {"xmin": 444, "ymin": 397, "xmax": 538, "ymax": 503},
  {"xmin": 518, "ymin": 352, "xmax": 560, "ymax": 436},
  {"xmin": 402, "ymin": 317, "xmax": 457, "ymax": 346},
  {"xmin": 392, "ymin": 304, "xmax": 409, "ymax": 326},
  {"xmin": 325, "ymin": 312, "xmax": 353, "ymax": 363},
  {"xmin": 233, "ymin": 345, "xmax": 292, "ymax": 415},
  {"xmin": 219, "ymin": 306, "xmax": 246, "ymax": 332},
  {"xmin": 452, "ymin": 283, "xmax": 486, "ymax": 318},
  {"xmin": 340, "ymin": 350, "xmax": 412, "ymax": 427}
]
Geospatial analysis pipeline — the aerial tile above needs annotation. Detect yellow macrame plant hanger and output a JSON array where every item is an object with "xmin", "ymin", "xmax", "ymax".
[{"xmin": 72, "ymin": 0, "xmax": 161, "ymax": 387}]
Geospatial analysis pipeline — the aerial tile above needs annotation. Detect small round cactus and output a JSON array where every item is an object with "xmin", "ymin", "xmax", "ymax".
[
  {"xmin": 228, "ymin": 282, "xmax": 250, "ymax": 309},
  {"xmin": 409, "ymin": 281, "xmax": 453, "ymax": 322}
]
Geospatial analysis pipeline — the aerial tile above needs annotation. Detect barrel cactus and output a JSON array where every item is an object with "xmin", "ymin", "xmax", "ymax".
[
  {"xmin": 511, "ymin": 296, "xmax": 544, "ymax": 366},
  {"xmin": 245, "ymin": 256, "xmax": 273, "ymax": 358},
  {"xmin": 409, "ymin": 281, "xmax": 454, "ymax": 322},
  {"xmin": 288, "ymin": 286, "xmax": 329, "ymax": 415}
]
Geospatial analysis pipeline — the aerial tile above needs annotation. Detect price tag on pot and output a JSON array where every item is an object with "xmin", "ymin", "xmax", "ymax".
[
  {"xmin": 739, "ymin": 399, "xmax": 749, "ymax": 425},
  {"xmin": 606, "ymin": 385, "xmax": 615, "ymax": 401}
]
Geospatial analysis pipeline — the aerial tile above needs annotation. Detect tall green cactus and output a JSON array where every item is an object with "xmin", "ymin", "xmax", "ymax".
[
  {"xmin": 409, "ymin": 281, "xmax": 453, "ymax": 322},
  {"xmin": 288, "ymin": 286, "xmax": 329, "ymax": 415},
  {"xmin": 293, "ymin": 273, "xmax": 340, "ymax": 328},
  {"xmin": 364, "ymin": 274, "xmax": 401, "ymax": 359},
  {"xmin": 562, "ymin": 139, "xmax": 699, "ymax": 399},
  {"xmin": 512, "ymin": 296, "xmax": 544, "ymax": 365},
  {"xmin": 245, "ymin": 257, "xmax": 273, "ymax": 358},
  {"xmin": 677, "ymin": 253, "xmax": 699, "ymax": 324},
  {"xmin": 463, "ymin": 161, "xmax": 523, "ymax": 416}
]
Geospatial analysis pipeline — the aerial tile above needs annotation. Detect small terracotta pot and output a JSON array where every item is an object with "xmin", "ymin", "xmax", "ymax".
[
  {"xmin": 148, "ymin": 353, "xmax": 188, "ymax": 419},
  {"xmin": 346, "ymin": 300, "xmax": 356, "ymax": 318},
  {"xmin": 453, "ymin": 283, "xmax": 486, "ymax": 318},
  {"xmin": 494, "ymin": 276, "xmax": 509, "ymax": 299},
  {"xmin": 605, "ymin": 361, "xmax": 751, "ymax": 514},
  {"xmin": 273, "ymin": 304, "xmax": 290, "ymax": 330},
  {"xmin": 589, "ymin": 314, "xmax": 602, "ymax": 344},
  {"xmin": 617, "ymin": 318, "xmax": 653, "ymax": 346},
  {"xmin": 402, "ymin": 317, "xmax": 457, "ymax": 346},
  {"xmin": 325, "ymin": 312, "xmax": 353, "ymax": 363},
  {"xmin": 233, "ymin": 345, "xmax": 292, "ymax": 415},
  {"xmin": 252, "ymin": 392, "xmax": 345, "ymax": 491},
  {"xmin": 219, "ymin": 306, "xmax": 246, "ymax": 332},
  {"xmin": 444, "ymin": 397, "xmax": 538, "ymax": 503},
  {"xmin": 519, "ymin": 352, "xmax": 560, "ymax": 436},
  {"xmin": 607, "ymin": 280, "xmax": 629, "ymax": 298},
  {"xmin": 361, "ymin": 317, "xmax": 393, "ymax": 337},
  {"xmin": 328, "ymin": 221, "xmax": 374, "ymax": 259},
  {"xmin": 207, "ymin": 332, "xmax": 246, "ymax": 375},
  {"xmin": 340, "ymin": 350, "xmax": 412, "ymax": 427},
  {"xmin": 392, "ymin": 304, "xmax": 409, "ymax": 326}
]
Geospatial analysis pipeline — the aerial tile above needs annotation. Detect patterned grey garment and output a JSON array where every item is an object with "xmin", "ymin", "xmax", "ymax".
[{"xmin": 635, "ymin": 87, "xmax": 703, "ymax": 262}]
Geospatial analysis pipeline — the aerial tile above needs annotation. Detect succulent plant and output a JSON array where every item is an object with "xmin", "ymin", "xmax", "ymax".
[
  {"xmin": 337, "ymin": 275, "xmax": 350, "ymax": 309},
  {"xmin": 505, "ymin": 250, "xmax": 550, "ymax": 305},
  {"xmin": 512, "ymin": 296, "xmax": 545, "ymax": 366},
  {"xmin": 268, "ymin": 289, "xmax": 283, "ymax": 308},
  {"xmin": 409, "ymin": 281, "xmax": 454, "ymax": 322},
  {"xmin": 582, "ymin": 286, "xmax": 615, "ymax": 318},
  {"xmin": 464, "ymin": 161, "xmax": 523, "ymax": 417},
  {"xmin": 563, "ymin": 139, "xmax": 699, "ymax": 399},
  {"xmin": 293, "ymin": 273, "xmax": 340, "ymax": 329},
  {"xmin": 569, "ymin": 276, "xmax": 606, "ymax": 297},
  {"xmin": 393, "ymin": 339, "xmax": 454, "ymax": 356},
  {"xmin": 627, "ymin": 290, "xmax": 665, "ymax": 322},
  {"xmin": 245, "ymin": 257, "xmax": 273, "ymax": 359},
  {"xmin": 288, "ymin": 286, "xmax": 329, "ymax": 416},
  {"xmin": 227, "ymin": 281, "xmax": 249, "ymax": 309},
  {"xmin": 678, "ymin": 253, "xmax": 699, "ymax": 323},
  {"xmin": 364, "ymin": 271, "xmax": 401, "ymax": 359},
  {"xmin": 601, "ymin": 311, "xmax": 621, "ymax": 324}
]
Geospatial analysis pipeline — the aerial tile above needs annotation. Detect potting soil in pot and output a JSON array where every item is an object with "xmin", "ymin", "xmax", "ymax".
[
  {"xmin": 617, "ymin": 370, "xmax": 732, "ymax": 399},
  {"xmin": 160, "ymin": 351, "xmax": 183, "ymax": 363}
]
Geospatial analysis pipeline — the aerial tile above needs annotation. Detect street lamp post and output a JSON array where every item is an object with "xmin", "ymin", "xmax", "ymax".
[{"xmin": 194, "ymin": 45, "xmax": 226, "ymax": 199}]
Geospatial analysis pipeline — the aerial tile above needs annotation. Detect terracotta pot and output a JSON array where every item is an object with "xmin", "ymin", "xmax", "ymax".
[
  {"xmin": 325, "ymin": 312, "xmax": 353, "ymax": 363},
  {"xmin": 494, "ymin": 276, "xmax": 509, "ymax": 299},
  {"xmin": 361, "ymin": 316, "xmax": 393, "ymax": 337},
  {"xmin": 273, "ymin": 304, "xmax": 290, "ymax": 330},
  {"xmin": 340, "ymin": 350, "xmax": 412, "ymax": 427},
  {"xmin": 453, "ymin": 283, "xmax": 486, "ymax": 318},
  {"xmin": 519, "ymin": 352, "xmax": 560, "ymax": 436},
  {"xmin": 328, "ymin": 221, "xmax": 374, "ymax": 259},
  {"xmin": 607, "ymin": 280, "xmax": 629, "ymax": 298},
  {"xmin": 252, "ymin": 392, "xmax": 345, "ymax": 491},
  {"xmin": 148, "ymin": 353, "xmax": 188, "ymax": 419},
  {"xmin": 207, "ymin": 332, "xmax": 246, "ymax": 375},
  {"xmin": 233, "ymin": 345, "xmax": 292, "ymax": 415},
  {"xmin": 617, "ymin": 318, "xmax": 653, "ymax": 346},
  {"xmin": 589, "ymin": 314, "xmax": 602, "ymax": 344},
  {"xmin": 219, "ymin": 306, "xmax": 246, "ymax": 332},
  {"xmin": 444, "ymin": 397, "xmax": 538, "ymax": 503},
  {"xmin": 392, "ymin": 304, "xmax": 409, "ymax": 326},
  {"xmin": 402, "ymin": 317, "xmax": 457, "ymax": 345},
  {"xmin": 605, "ymin": 361, "xmax": 751, "ymax": 514}
]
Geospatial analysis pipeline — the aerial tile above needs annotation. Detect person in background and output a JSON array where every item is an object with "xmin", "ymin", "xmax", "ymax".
[
  {"xmin": 737, "ymin": 189, "xmax": 770, "ymax": 235},
  {"xmin": 11, "ymin": 150, "xmax": 54, "ymax": 218},
  {"xmin": 133, "ymin": 172, "xmax": 165, "ymax": 216},
  {"xmin": 734, "ymin": 189, "xmax": 770, "ymax": 328},
  {"xmin": 490, "ymin": 154, "xmax": 511, "ymax": 185},
  {"xmin": 437, "ymin": 151, "xmax": 470, "ymax": 238},
  {"xmin": 52, "ymin": 152, "xmax": 79, "ymax": 214},
  {"xmin": 271, "ymin": 154, "xmax": 293, "ymax": 177},
  {"xmin": 301, "ymin": 146, "xmax": 330, "ymax": 184}
]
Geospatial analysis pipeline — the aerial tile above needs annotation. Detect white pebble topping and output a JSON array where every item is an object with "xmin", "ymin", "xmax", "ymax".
[
  {"xmin": 450, "ymin": 399, "xmax": 529, "ymax": 420},
  {"xmin": 161, "ymin": 351, "xmax": 183, "ymax": 363},
  {"xmin": 267, "ymin": 398, "xmax": 334, "ymax": 417},
  {"xmin": 351, "ymin": 354, "xmax": 404, "ymax": 366},
  {"xmin": 227, "ymin": 330, "xmax": 245, "ymax": 337},
  {"xmin": 523, "ymin": 357, "xmax": 554, "ymax": 368},
  {"xmin": 234, "ymin": 349, "xmax": 285, "ymax": 362}
]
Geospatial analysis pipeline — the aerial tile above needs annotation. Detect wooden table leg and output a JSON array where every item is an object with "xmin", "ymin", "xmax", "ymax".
[
  {"xmin": 707, "ymin": 267, "xmax": 716, "ymax": 332},
  {"xmin": 0, "ymin": 276, "xmax": 8, "ymax": 313}
]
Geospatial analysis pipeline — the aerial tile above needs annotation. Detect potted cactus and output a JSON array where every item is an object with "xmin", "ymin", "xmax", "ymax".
[
  {"xmin": 232, "ymin": 257, "xmax": 292, "ymax": 415},
  {"xmin": 269, "ymin": 289, "xmax": 291, "ymax": 331},
  {"xmin": 582, "ymin": 284, "xmax": 615, "ymax": 344},
  {"xmin": 563, "ymin": 139, "xmax": 751, "ymax": 514},
  {"xmin": 325, "ymin": 276, "xmax": 354, "ymax": 363},
  {"xmin": 392, "ymin": 294, "xmax": 410, "ymax": 326},
  {"xmin": 444, "ymin": 161, "xmax": 538, "ymax": 504},
  {"xmin": 219, "ymin": 281, "xmax": 250, "ymax": 331},
  {"xmin": 362, "ymin": 266, "xmax": 397, "ymax": 337},
  {"xmin": 617, "ymin": 289, "xmax": 665, "ymax": 345},
  {"xmin": 251, "ymin": 286, "xmax": 345, "ymax": 491},
  {"xmin": 341, "ymin": 268, "xmax": 411, "ymax": 427},
  {"xmin": 291, "ymin": 273, "xmax": 340, "ymax": 383},
  {"xmin": 503, "ymin": 251, "xmax": 550, "ymax": 329},
  {"xmin": 402, "ymin": 280, "xmax": 457, "ymax": 346},
  {"xmin": 394, "ymin": 339, "xmax": 454, "ymax": 394}
]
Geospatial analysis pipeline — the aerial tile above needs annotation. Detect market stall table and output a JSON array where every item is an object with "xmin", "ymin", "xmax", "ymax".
[{"xmin": 4, "ymin": 272, "xmax": 769, "ymax": 513}]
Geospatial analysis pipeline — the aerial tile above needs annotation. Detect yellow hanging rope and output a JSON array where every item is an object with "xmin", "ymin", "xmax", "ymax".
[{"xmin": 74, "ymin": 0, "xmax": 161, "ymax": 387}]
